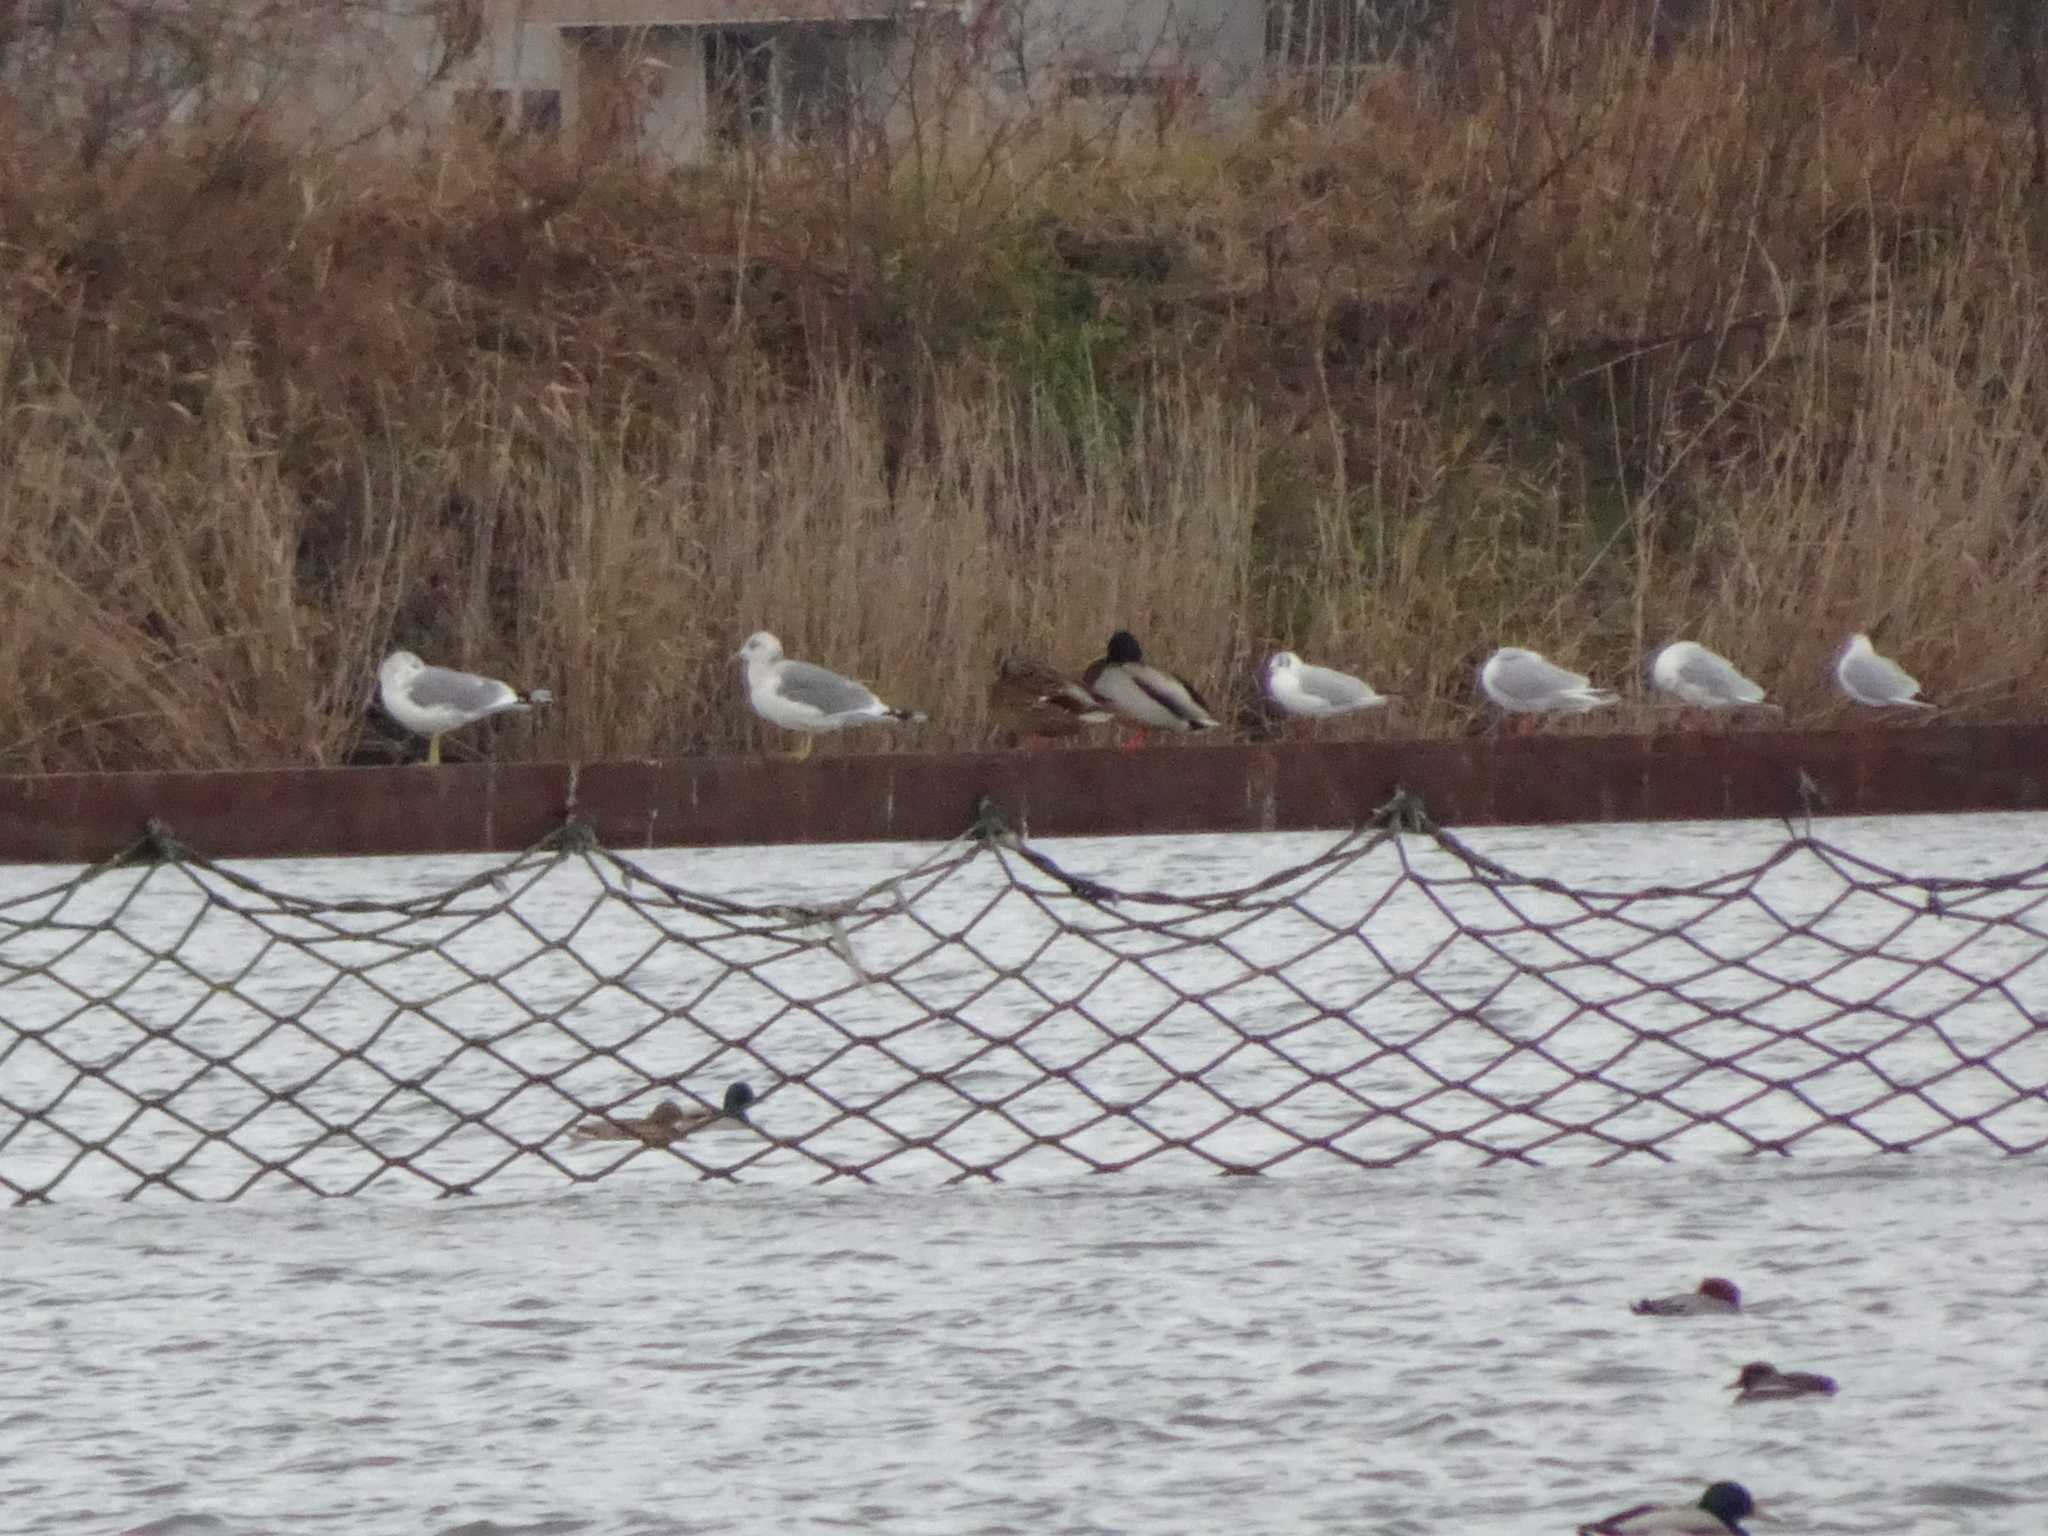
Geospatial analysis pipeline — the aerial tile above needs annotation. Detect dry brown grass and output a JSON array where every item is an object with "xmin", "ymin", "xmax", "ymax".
[{"xmin": 1, "ymin": 0, "xmax": 2046, "ymax": 769}]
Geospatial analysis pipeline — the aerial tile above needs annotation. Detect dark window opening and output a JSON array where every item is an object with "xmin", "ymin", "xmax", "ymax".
[
  {"xmin": 781, "ymin": 27, "xmax": 853, "ymax": 144},
  {"xmin": 519, "ymin": 89, "xmax": 562, "ymax": 135},
  {"xmin": 453, "ymin": 86, "xmax": 561, "ymax": 138},
  {"xmin": 1067, "ymin": 70, "xmax": 1197, "ymax": 100},
  {"xmin": 705, "ymin": 28, "xmax": 775, "ymax": 146}
]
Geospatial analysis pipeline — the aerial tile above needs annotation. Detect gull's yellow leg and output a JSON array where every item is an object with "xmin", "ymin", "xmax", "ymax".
[
  {"xmin": 428, "ymin": 734, "xmax": 442, "ymax": 766},
  {"xmin": 783, "ymin": 733, "xmax": 815, "ymax": 763}
]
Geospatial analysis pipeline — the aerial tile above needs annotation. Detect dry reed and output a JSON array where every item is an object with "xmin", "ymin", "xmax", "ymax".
[{"xmin": 1, "ymin": 0, "xmax": 2045, "ymax": 770}]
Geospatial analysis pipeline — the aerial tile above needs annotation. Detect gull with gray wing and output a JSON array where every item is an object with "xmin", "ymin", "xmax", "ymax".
[
  {"xmin": 1263, "ymin": 651, "xmax": 1390, "ymax": 719},
  {"xmin": 1478, "ymin": 647, "xmax": 1617, "ymax": 717},
  {"xmin": 737, "ymin": 631, "xmax": 926, "ymax": 760},
  {"xmin": 377, "ymin": 650, "xmax": 553, "ymax": 766},
  {"xmin": 1835, "ymin": 632, "xmax": 1934, "ymax": 709},
  {"xmin": 1650, "ymin": 641, "xmax": 1778, "ymax": 713}
]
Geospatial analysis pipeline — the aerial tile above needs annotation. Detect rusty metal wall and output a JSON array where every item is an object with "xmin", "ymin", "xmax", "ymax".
[{"xmin": 0, "ymin": 724, "xmax": 2040, "ymax": 864}]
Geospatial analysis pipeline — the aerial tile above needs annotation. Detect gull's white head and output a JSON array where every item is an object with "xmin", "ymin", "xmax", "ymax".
[
  {"xmin": 735, "ymin": 632, "xmax": 784, "ymax": 666},
  {"xmin": 1267, "ymin": 651, "xmax": 1301, "ymax": 676},
  {"xmin": 379, "ymin": 650, "xmax": 425, "ymax": 689},
  {"xmin": 1845, "ymin": 632, "xmax": 1874, "ymax": 655}
]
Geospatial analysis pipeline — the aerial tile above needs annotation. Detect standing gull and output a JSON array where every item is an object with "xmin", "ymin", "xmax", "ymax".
[
  {"xmin": 988, "ymin": 656, "xmax": 1112, "ymax": 745},
  {"xmin": 1263, "ymin": 651, "xmax": 1391, "ymax": 719},
  {"xmin": 1835, "ymin": 632, "xmax": 1934, "ymax": 709},
  {"xmin": 377, "ymin": 650, "xmax": 553, "ymax": 766},
  {"xmin": 1083, "ymin": 630, "xmax": 1219, "ymax": 741},
  {"xmin": 1478, "ymin": 647, "xmax": 1617, "ymax": 719},
  {"xmin": 1649, "ymin": 641, "xmax": 1779, "ymax": 714},
  {"xmin": 736, "ymin": 631, "xmax": 925, "ymax": 761}
]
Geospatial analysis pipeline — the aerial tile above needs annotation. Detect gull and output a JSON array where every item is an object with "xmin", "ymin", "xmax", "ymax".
[
  {"xmin": 1835, "ymin": 632, "xmax": 1934, "ymax": 709},
  {"xmin": 1082, "ymin": 629, "xmax": 1219, "ymax": 739},
  {"xmin": 736, "ymin": 631, "xmax": 925, "ymax": 761},
  {"xmin": 988, "ymin": 656, "xmax": 1112, "ymax": 745},
  {"xmin": 1649, "ymin": 641, "xmax": 1779, "ymax": 713},
  {"xmin": 1478, "ymin": 647, "xmax": 1617, "ymax": 718},
  {"xmin": 1262, "ymin": 651, "xmax": 1391, "ymax": 719},
  {"xmin": 378, "ymin": 650, "xmax": 553, "ymax": 766}
]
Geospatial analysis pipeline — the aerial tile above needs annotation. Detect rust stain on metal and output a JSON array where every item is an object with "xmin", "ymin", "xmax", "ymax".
[{"xmin": 0, "ymin": 725, "xmax": 2042, "ymax": 865}]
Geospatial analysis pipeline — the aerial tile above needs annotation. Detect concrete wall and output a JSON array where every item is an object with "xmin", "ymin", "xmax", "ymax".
[
  {"xmin": 552, "ymin": 14, "xmax": 944, "ymax": 160},
  {"xmin": 974, "ymin": 0, "xmax": 1266, "ymax": 106}
]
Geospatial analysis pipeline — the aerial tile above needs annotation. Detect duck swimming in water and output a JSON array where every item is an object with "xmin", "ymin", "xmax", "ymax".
[
  {"xmin": 1578, "ymin": 1480, "xmax": 1760, "ymax": 1535},
  {"xmin": 569, "ymin": 1081, "xmax": 757, "ymax": 1146},
  {"xmin": 1729, "ymin": 1360, "xmax": 1838, "ymax": 1403},
  {"xmin": 1630, "ymin": 1277, "xmax": 1742, "ymax": 1316}
]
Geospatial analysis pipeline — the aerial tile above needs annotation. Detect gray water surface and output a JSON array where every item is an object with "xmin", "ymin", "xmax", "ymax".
[
  {"xmin": 6, "ymin": 815, "xmax": 2047, "ymax": 1200},
  {"xmin": 4, "ymin": 815, "xmax": 2048, "ymax": 1532},
  {"xmin": 6, "ymin": 1156, "xmax": 2045, "ymax": 1535}
]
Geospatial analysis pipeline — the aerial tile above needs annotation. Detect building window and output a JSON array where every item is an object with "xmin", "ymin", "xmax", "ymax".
[
  {"xmin": 1066, "ymin": 70, "xmax": 1198, "ymax": 101},
  {"xmin": 781, "ymin": 27, "xmax": 854, "ymax": 145},
  {"xmin": 453, "ymin": 86, "xmax": 561, "ymax": 138},
  {"xmin": 519, "ymin": 90, "xmax": 562, "ymax": 136},
  {"xmin": 704, "ymin": 28, "xmax": 775, "ymax": 147}
]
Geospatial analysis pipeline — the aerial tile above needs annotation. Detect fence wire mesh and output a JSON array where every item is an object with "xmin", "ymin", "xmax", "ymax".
[{"xmin": 3, "ymin": 800, "xmax": 2046, "ymax": 1203}]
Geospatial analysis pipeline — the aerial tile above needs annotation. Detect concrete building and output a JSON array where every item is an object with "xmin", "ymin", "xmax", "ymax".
[
  {"xmin": 432, "ymin": 0, "xmax": 967, "ymax": 158},
  {"xmin": 437, "ymin": 0, "xmax": 1273, "ymax": 158}
]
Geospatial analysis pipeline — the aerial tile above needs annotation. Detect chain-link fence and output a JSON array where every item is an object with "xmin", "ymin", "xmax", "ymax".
[{"xmin": 3, "ymin": 798, "xmax": 2044, "ymax": 1203}]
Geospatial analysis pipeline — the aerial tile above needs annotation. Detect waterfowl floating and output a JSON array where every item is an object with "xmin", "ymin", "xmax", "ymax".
[
  {"xmin": 1630, "ymin": 1277, "xmax": 1742, "ymax": 1316},
  {"xmin": 1577, "ymin": 1480, "xmax": 1760, "ymax": 1535}
]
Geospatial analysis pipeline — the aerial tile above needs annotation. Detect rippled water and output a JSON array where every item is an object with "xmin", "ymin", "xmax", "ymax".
[
  {"xmin": 7, "ymin": 1157, "xmax": 2047, "ymax": 1534},
  {"xmin": 5, "ymin": 817, "xmax": 2048, "ymax": 1532}
]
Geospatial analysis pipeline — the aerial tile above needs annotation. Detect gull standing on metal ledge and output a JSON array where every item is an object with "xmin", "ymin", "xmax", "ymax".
[
  {"xmin": 1835, "ymin": 632, "xmax": 1934, "ymax": 709},
  {"xmin": 736, "ymin": 631, "xmax": 926, "ymax": 761},
  {"xmin": 1649, "ymin": 641, "xmax": 1779, "ymax": 713},
  {"xmin": 1262, "ymin": 650, "xmax": 1391, "ymax": 719},
  {"xmin": 378, "ymin": 650, "xmax": 553, "ymax": 765},
  {"xmin": 1478, "ymin": 646, "xmax": 1617, "ymax": 720}
]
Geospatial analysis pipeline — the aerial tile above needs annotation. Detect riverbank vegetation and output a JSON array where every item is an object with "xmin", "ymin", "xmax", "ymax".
[{"xmin": 2, "ymin": 0, "xmax": 2045, "ymax": 769}]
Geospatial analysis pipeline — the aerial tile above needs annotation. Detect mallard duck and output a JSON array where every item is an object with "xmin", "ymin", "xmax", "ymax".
[
  {"xmin": 1729, "ymin": 1360, "xmax": 1838, "ymax": 1403},
  {"xmin": 1578, "ymin": 1480, "xmax": 1760, "ymax": 1534},
  {"xmin": 735, "ymin": 632, "xmax": 925, "ymax": 761},
  {"xmin": 569, "ymin": 1081, "xmax": 757, "ymax": 1145},
  {"xmin": 1835, "ymin": 632, "xmax": 1934, "ymax": 708},
  {"xmin": 1630, "ymin": 1277, "xmax": 1742, "ymax": 1316},
  {"xmin": 1262, "ymin": 650, "xmax": 1390, "ymax": 718},
  {"xmin": 378, "ymin": 651, "xmax": 553, "ymax": 765},
  {"xmin": 988, "ymin": 655, "xmax": 1112, "ymax": 743},
  {"xmin": 1082, "ymin": 630, "xmax": 1219, "ymax": 737}
]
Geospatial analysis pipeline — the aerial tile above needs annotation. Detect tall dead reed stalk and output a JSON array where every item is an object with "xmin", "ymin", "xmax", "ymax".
[{"xmin": 0, "ymin": 0, "xmax": 2044, "ymax": 769}]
